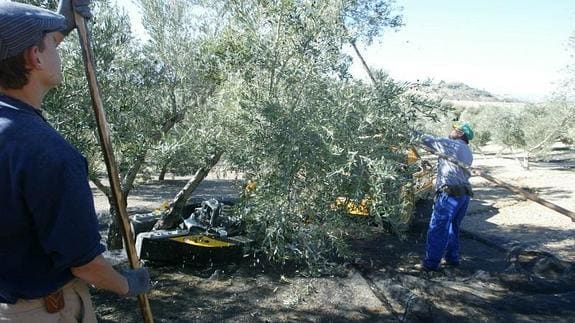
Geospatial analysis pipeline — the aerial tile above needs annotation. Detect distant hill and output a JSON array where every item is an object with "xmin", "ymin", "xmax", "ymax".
[{"xmin": 415, "ymin": 81, "xmax": 522, "ymax": 103}]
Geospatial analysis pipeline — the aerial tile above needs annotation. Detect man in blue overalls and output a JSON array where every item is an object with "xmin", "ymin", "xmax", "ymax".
[{"xmin": 418, "ymin": 122, "xmax": 474, "ymax": 271}]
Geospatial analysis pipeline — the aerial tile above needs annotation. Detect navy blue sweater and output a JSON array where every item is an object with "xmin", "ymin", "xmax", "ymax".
[{"xmin": 0, "ymin": 94, "xmax": 104, "ymax": 303}]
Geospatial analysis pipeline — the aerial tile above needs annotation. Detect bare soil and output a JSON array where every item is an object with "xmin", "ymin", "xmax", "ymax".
[{"xmin": 90, "ymin": 148, "xmax": 575, "ymax": 322}]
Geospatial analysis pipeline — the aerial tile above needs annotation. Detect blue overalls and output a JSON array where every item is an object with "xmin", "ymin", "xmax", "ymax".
[{"xmin": 424, "ymin": 190, "xmax": 470, "ymax": 269}]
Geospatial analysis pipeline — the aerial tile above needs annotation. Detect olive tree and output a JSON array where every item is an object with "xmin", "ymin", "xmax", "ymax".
[
  {"xmin": 516, "ymin": 101, "xmax": 574, "ymax": 168},
  {"xmin": 196, "ymin": 0, "xmax": 441, "ymax": 272},
  {"xmin": 136, "ymin": 0, "xmax": 246, "ymax": 229},
  {"xmin": 463, "ymin": 101, "xmax": 573, "ymax": 169},
  {"xmin": 553, "ymin": 31, "xmax": 575, "ymax": 144}
]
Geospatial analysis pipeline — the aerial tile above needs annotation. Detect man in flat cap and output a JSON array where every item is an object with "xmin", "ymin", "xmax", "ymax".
[{"xmin": 0, "ymin": 1, "xmax": 150, "ymax": 321}]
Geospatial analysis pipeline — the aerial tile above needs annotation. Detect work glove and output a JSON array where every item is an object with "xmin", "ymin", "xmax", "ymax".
[
  {"xmin": 57, "ymin": 0, "xmax": 92, "ymax": 35},
  {"xmin": 411, "ymin": 130, "xmax": 424, "ymax": 141},
  {"xmin": 120, "ymin": 267, "xmax": 151, "ymax": 297}
]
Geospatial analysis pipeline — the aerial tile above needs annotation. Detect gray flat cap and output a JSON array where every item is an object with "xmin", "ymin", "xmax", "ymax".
[{"xmin": 0, "ymin": 2, "xmax": 66, "ymax": 60}]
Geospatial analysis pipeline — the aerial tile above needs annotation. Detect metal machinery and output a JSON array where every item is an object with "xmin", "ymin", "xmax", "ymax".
[{"xmin": 132, "ymin": 199, "xmax": 251, "ymax": 264}]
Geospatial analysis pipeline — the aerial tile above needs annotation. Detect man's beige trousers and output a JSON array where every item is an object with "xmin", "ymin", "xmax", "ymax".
[{"xmin": 0, "ymin": 279, "xmax": 97, "ymax": 322}]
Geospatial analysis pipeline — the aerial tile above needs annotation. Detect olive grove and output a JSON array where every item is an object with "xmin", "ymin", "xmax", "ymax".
[{"xmin": 20, "ymin": 0, "xmax": 445, "ymax": 270}]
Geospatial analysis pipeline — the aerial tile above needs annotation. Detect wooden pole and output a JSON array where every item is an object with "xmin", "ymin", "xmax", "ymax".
[
  {"xmin": 73, "ymin": 13, "xmax": 154, "ymax": 323},
  {"xmin": 350, "ymin": 39, "xmax": 377, "ymax": 84},
  {"xmin": 473, "ymin": 169, "xmax": 575, "ymax": 222}
]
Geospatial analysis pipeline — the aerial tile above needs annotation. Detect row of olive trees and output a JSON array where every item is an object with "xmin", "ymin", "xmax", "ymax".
[
  {"xmin": 465, "ymin": 29, "xmax": 575, "ymax": 165},
  {"xmin": 461, "ymin": 99, "xmax": 574, "ymax": 169}
]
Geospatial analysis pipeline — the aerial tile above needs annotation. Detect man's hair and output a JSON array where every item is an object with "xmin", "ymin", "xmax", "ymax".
[{"xmin": 0, "ymin": 35, "xmax": 46, "ymax": 89}]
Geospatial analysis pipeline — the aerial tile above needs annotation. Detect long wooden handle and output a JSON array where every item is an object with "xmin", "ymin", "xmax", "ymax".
[
  {"xmin": 473, "ymin": 169, "xmax": 575, "ymax": 222},
  {"xmin": 73, "ymin": 13, "xmax": 154, "ymax": 323}
]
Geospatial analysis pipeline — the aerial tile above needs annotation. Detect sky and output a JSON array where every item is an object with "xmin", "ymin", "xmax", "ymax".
[
  {"xmin": 117, "ymin": 0, "xmax": 574, "ymax": 102},
  {"xmin": 349, "ymin": 0, "xmax": 575, "ymax": 101}
]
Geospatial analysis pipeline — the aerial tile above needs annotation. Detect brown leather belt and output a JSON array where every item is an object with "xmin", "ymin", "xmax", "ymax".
[
  {"xmin": 43, "ymin": 289, "xmax": 64, "ymax": 313},
  {"xmin": 439, "ymin": 184, "xmax": 473, "ymax": 197}
]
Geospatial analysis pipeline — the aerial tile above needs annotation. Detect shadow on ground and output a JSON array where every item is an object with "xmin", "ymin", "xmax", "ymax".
[{"xmin": 465, "ymin": 179, "xmax": 575, "ymax": 262}]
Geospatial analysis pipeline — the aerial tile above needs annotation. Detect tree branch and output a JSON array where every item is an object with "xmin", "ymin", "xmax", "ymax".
[
  {"xmin": 90, "ymin": 174, "xmax": 111, "ymax": 197},
  {"xmin": 528, "ymin": 114, "xmax": 574, "ymax": 153},
  {"xmin": 120, "ymin": 86, "xmax": 216, "ymax": 195}
]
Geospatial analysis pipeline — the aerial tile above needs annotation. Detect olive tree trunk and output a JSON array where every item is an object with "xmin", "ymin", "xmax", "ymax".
[{"xmin": 154, "ymin": 151, "xmax": 224, "ymax": 230}]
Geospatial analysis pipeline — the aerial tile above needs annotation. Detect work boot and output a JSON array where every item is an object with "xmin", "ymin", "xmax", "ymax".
[
  {"xmin": 443, "ymin": 260, "xmax": 460, "ymax": 268},
  {"xmin": 414, "ymin": 263, "xmax": 437, "ymax": 272}
]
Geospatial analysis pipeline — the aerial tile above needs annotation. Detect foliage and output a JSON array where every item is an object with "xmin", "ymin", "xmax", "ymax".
[
  {"xmin": 342, "ymin": 0, "xmax": 403, "ymax": 44},
  {"xmin": 557, "ymin": 32, "xmax": 575, "ymax": 102},
  {"xmin": 46, "ymin": 0, "xmax": 146, "ymax": 178},
  {"xmin": 462, "ymin": 100, "xmax": 574, "ymax": 168},
  {"xmin": 553, "ymin": 31, "xmax": 575, "ymax": 144},
  {"xmin": 204, "ymin": 0, "xmax": 442, "ymax": 273},
  {"xmin": 518, "ymin": 100, "xmax": 574, "ymax": 153},
  {"xmin": 136, "ymin": 0, "xmax": 229, "ymax": 180},
  {"xmin": 461, "ymin": 106, "xmax": 522, "ymax": 150},
  {"xmin": 546, "ymin": 30, "xmax": 575, "ymax": 145}
]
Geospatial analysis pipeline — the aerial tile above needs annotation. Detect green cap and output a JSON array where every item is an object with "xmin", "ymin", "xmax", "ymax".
[{"xmin": 453, "ymin": 121, "xmax": 474, "ymax": 141}]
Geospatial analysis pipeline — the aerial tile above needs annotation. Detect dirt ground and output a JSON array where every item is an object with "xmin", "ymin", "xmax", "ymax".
[{"xmin": 91, "ymin": 147, "xmax": 575, "ymax": 322}]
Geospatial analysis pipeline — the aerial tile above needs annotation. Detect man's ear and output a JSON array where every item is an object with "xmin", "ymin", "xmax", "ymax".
[{"xmin": 24, "ymin": 46, "xmax": 43, "ymax": 70}]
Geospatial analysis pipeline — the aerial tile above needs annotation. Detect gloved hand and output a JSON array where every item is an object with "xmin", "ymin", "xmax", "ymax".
[
  {"xmin": 57, "ymin": 0, "xmax": 92, "ymax": 35},
  {"xmin": 411, "ymin": 130, "xmax": 424, "ymax": 141},
  {"xmin": 120, "ymin": 267, "xmax": 151, "ymax": 297}
]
